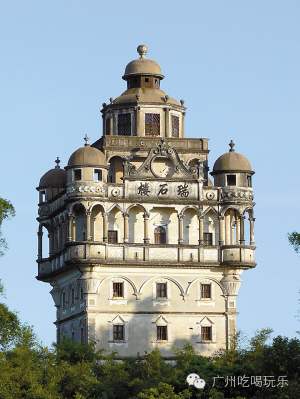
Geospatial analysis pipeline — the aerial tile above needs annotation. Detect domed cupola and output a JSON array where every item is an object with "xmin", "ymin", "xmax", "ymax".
[
  {"xmin": 65, "ymin": 135, "xmax": 108, "ymax": 183},
  {"xmin": 101, "ymin": 45, "xmax": 185, "ymax": 138},
  {"xmin": 211, "ymin": 141, "xmax": 254, "ymax": 187},
  {"xmin": 123, "ymin": 45, "xmax": 164, "ymax": 89},
  {"xmin": 37, "ymin": 157, "xmax": 67, "ymax": 202}
]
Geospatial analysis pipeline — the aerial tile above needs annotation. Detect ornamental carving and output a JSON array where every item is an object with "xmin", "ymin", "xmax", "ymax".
[
  {"xmin": 221, "ymin": 188, "xmax": 253, "ymax": 200},
  {"xmin": 123, "ymin": 138, "xmax": 203, "ymax": 181},
  {"xmin": 38, "ymin": 205, "xmax": 50, "ymax": 215},
  {"xmin": 67, "ymin": 185, "xmax": 106, "ymax": 196}
]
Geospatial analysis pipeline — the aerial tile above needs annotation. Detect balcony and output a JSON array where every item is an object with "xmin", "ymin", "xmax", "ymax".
[{"xmin": 37, "ymin": 242, "xmax": 256, "ymax": 278}]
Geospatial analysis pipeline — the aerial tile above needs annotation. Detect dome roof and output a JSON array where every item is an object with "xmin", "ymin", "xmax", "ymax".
[
  {"xmin": 212, "ymin": 141, "xmax": 252, "ymax": 174},
  {"xmin": 39, "ymin": 158, "xmax": 67, "ymax": 188},
  {"xmin": 123, "ymin": 45, "xmax": 164, "ymax": 80},
  {"xmin": 114, "ymin": 87, "xmax": 179, "ymax": 105},
  {"xmin": 67, "ymin": 136, "xmax": 106, "ymax": 167}
]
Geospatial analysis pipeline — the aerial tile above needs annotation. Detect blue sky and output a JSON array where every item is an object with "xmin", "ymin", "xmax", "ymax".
[{"xmin": 1, "ymin": 0, "xmax": 300, "ymax": 348}]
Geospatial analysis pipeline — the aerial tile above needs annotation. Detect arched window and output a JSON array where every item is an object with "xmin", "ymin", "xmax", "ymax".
[{"xmin": 154, "ymin": 226, "xmax": 166, "ymax": 244}]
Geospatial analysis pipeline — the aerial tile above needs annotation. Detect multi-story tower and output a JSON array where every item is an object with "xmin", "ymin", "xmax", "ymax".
[{"xmin": 37, "ymin": 45, "xmax": 256, "ymax": 357}]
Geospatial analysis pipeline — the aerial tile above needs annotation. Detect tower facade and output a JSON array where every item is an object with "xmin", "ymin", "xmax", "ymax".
[{"xmin": 37, "ymin": 46, "xmax": 256, "ymax": 357}]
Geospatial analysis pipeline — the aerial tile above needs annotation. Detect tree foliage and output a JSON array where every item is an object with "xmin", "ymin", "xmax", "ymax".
[
  {"xmin": 287, "ymin": 231, "xmax": 300, "ymax": 254},
  {"xmin": 0, "ymin": 197, "xmax": 15, "ymax": 256}
]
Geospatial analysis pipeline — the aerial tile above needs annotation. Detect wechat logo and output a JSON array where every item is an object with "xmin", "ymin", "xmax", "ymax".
[{"xmin": 186, "ymin": 373, "xmax": 206, "ymax": 389}]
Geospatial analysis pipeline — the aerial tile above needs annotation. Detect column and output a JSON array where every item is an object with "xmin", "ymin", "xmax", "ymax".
[
  {"xmin": 49, "ymin": 230, "xmax": 54, "ymax": 256},
  {"xmin": 123, "ymin": 213, "xmax": 129, "ymax": 243},
  {"xmin": 72, "ymin": 216, "xmax": 76, "ymax": 241},
  {"xmin": 143, "ymin": 214, "xmax": 150, "ymax": 244},
  {"xmin": 86, "ymin": 211, "xmax": 91, "ymax": 241},
  {"xmin": 239, "ymin": 216, "xmax": 245, "ymax": 244},
  {"xmin": 103, "ymin": 213, "xmax": 108, "ymax": 242},
  {"xmin": 198, "ymin": 217, "xmax": 204, "ymax": 245},
  {"xmin": 250, "ymin": 217, "xmax": 255, "ymax": 245},
  {"xmin": 37, "ymin": 225, "xmax": 43, "ymax": 260},
  {"xmin": 178, "ymin": 216, "xmax": 183, "ymax": 244},
  {"xmin": 225, "ymin": 212, "xmax": 231, "ymax": 245},
  {"xmin": 181, "ymin": 112, "xmax": 185, "ymax": 138},
  {"xmin": 219, "ymin": 216, "xmax": 224, "ymax": 245},
  {"xmin": 236, "ymin": 218, "xmax": 240, "ymax": 245},
  {"xmin": 165, "ymin": 108, "xmax": 170, "ymax": 137},
  {"xmin": 68, "ymin": 214, "xmax": 73, "ymax": 241},
  {"xmin": 231, "ymin": 218, "xmax": 235, "ymax": 245}
]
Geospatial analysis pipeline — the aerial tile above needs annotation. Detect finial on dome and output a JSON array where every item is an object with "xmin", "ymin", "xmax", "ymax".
[
  {"xmin": 137, "ymin": 45, "xmax": 148, "ymax": 59},
  {"xmin": 55, "ymin": 157, "xmax": 61, "ymax": 169},
  {"xmin": 84, "ymin": 134, "xmax": 90, "ymax": 147},
  {"xmin": 229, "ymin": 140, "xmax": 235, "ymax": 152}
]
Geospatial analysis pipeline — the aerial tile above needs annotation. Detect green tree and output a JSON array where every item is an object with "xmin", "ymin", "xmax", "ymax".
[
  {"xmin": 287, "ymin": 231, "xmax": 300, "ymax": 254},
  {"xmin": 0, "ymin": 197, "xmax": 15, "ymax": 256}
]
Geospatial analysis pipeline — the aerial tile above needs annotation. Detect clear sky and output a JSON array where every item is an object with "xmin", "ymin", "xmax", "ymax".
[{"xmin": 1, "ymin": 0, "xmax": 300, "ymax": 348}]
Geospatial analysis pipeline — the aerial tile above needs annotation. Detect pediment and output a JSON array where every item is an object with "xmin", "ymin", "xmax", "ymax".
[{"xmin": 124, "ymin": 139, "xmax": 203, "ymax": 180}]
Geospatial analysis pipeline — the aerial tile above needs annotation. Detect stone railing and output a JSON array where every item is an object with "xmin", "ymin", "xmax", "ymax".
[{"xmin": 37, "ymin": 243, "xmax": 255, "ymax": 277}]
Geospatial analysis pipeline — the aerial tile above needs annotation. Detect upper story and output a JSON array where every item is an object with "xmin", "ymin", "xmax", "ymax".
[{"xmin": 36, "ymin": 45, "xmax": 256, "ymax": 280}]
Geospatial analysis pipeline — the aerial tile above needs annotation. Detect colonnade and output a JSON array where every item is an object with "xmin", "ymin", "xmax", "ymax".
[{"xmin": 38, "ymin": 206, "xmax": 255, "ymax": 259}]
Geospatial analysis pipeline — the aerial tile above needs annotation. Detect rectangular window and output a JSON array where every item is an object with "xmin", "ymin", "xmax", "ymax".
[
  {"xmin": 145, "ymin": 113, "xmax": 160, "ymax": 136},
  {"xmin": 227, "ymin": 175, "xmax": 236, "ymax": 186},
  {"xmin": 62, "ymin": 292, "xmax": 66, "ymax": 308},
  {"xmin": 156, "ymin": 283, "xmax": 167, "ymax": 298},
  {"xmin": 204, "ymin": 233, "xmax": 213, "ymax": 245},
  {"xmin": 73, "ymin": 169, "xmax": 82, "ymax": 181},
  {"xmin": 40, "ymin": 191, "xmax": 46, "ymax": 203},
  {"xmin": 201, "ymin": 284, "xmax": 211, "ymax": 299},
  {"xmin": 157, "ymin": 325, "xmax": 167, "ymax": 341},
  {"xmin": 201, "ymin": 326, "xmax": 212, "ymax": 341},
  {"xmin": 247, "ymin": 175, "xmax": 252, "ymax": 187},
  {"xmin": 113, "ymin": 325, "xmax": 124, "ymax": 341},
  {"xmin": 108, "ymin": 230, "xmax": 118, "ymax": 243},
  {"xmin": 81, "ymin": 328, "xmax": 85, "ymax": 345},
  {"xmin": 171, "ymin": 115, "xmax": 179, "ymax": 137},
  {"xmin": 94, "ymin": 169, "xmax": 102, "ymax": 181},
  {"xmin": 118, "ymin": 113, "xmax": 131, "ymax": 136},
  {"xmin": 105, "ymin": 117, "xmax": 110, "ymax": 135},
  {"xmin": 113, "ymin": 282, "xmax": 124, "ymax": 298}
]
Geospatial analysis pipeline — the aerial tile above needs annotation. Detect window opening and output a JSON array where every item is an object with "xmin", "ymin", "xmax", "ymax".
[
  {"xmin": 156, "ymin": 283, "xmax": 167, "ymax": 298},
  {"xmin": 201, "ymin": 326, "xmax": 212, "ymax": 341},
  {"xmin": 154, "ymin": 226, "xmax": 166, "ymax": 244},
  {"xmin": 73, "ymin": 169, "xmax": 82, "ymax": 181},
  {"xmin": 71, "ymin": 287, "xmax": 75, "ymax": 304},
  {"xmin": 62, "ymin": 292, "xmax": 66, "ymax": 308},
  {"xmin": 145, "ymin": 113, "xmax": 160, "ymax": 136},
  {"xmin": 40, "ymin": 191, "xmax": 46, "ymax": 203},
  {"xmin": 204, "ymin": 233, "xmax": 213, "ymax": 245},
  {"xmin": 118, "ymin": 113, "xmax": 131, "ymax": 136},
  {"xmin": 81, "ymin": 328, "xmax": 85, "ymax": 345},
  {"xmin": 145, "ymin": 77, "xmax": 149, "ymax": 82},
  {"xmin": 113, "ymin": 325, "xmax": 124, "ymax": 341},
  {"xmin": 105, "ymin": 117, "xmax": 110, "ymax": 135},
  {"xmin": 157, "ymin": 325, "xmax": 167, "ymax": 340},
  {"xmin": 201, "ymin": 284, "xmax": 211, "ymax": 298},
  {"xmin": 108, "ymin": 230, "xmax": 118, "ymax": 243},
  {"xmin": 94, "ymin": 169, "xmax": 102, "ymax": 181},
  {"xmin": 113, "ymin": 282, "xmax": 124, "ymax": 298},
  {"xmin": 247, "ymin": 175, "xmax": 252, "ymax": 187},
  {"xmin": 171, "ymin": 115, "xmax": 179, "ymax": 137},
  {"xmin": 227, "ymin": 175, "xmax": 236, "ymax": 186}
]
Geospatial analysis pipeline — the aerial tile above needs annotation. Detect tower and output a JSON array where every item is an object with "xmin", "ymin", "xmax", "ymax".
[{"xmin": 37, "ymin": 46, "xmax": 256, "ymax": 357}]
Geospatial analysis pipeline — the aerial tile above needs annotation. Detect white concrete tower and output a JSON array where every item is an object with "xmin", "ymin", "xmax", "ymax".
[{"xmin": 36, "ymin": 46, "xmax": 256, "ymax": 357}]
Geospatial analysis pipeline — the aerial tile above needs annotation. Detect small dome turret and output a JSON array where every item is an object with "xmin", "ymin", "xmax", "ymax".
[
  {"xmin": 212, "ymin": 141, "xmax": 252, "ymax": 174},
  {"xmin": 67, "ymin": 135, "xmax": 106, "ymax": 167},
  {"xmin": 123, "ymin": 45, "xmax": 164, "ymax": 81},
  {"xmin": 211, "ymin": 141, "xmax": 254, "ymax": 187},
  {"xmin": 39, "ymin": 157, "xmax": 67, "ymax": 189}
]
